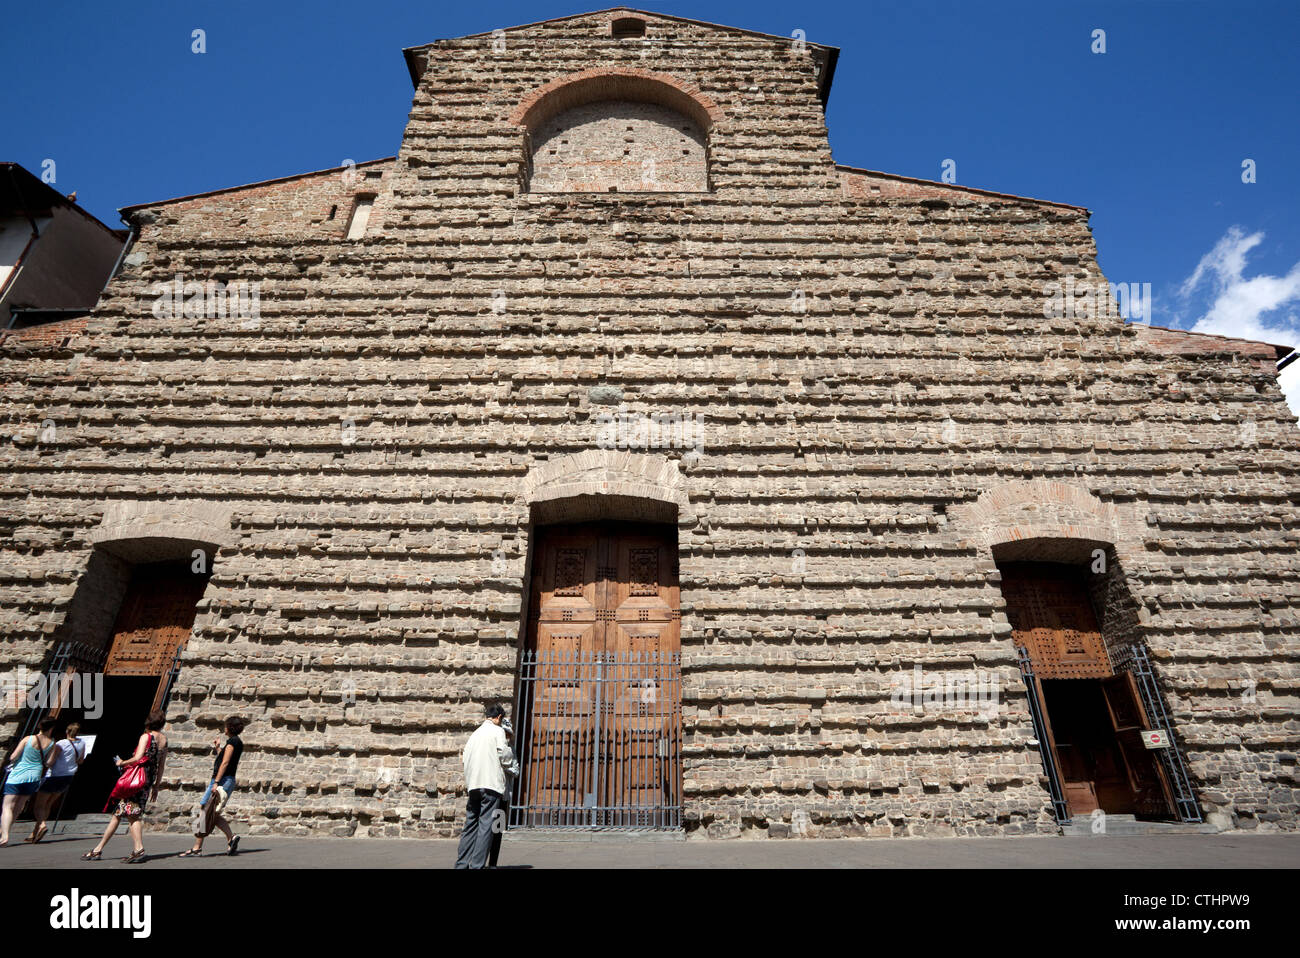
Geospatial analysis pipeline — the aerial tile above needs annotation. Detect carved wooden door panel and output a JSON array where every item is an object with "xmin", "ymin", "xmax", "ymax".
[
  {"xmin": 1101, "ymin": 673, "xmax": 1177, "ymax": 818},
  {"xmin": 104, "ymin": 563, "xmax": 207, "ymax": 678},
  {"xmin": 519, "ymin": 522, "xmax": 681, "ymax": 827},
  {"xmin": 603, "ymin": 530, "xmax": 680, "ymax": 815},
  {"xmin": 999, "ymin": 563, "xmax": 1111, "ymax": 679}
]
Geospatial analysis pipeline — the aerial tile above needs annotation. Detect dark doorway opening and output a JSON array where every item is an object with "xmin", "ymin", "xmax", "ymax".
[
  {"xmin": 999, "ymin": 559, "xmax": 1181, "ymax": 822},
  {"xmin": 29, "ymin": 557, "xmax": 209, "ymax": 822},
  {"xmin": 62, "ymin": 676, "xmax": 160, "ymax": 817},
  {"xmin": 1039, "ymin": 677, "xmax": 1176, "ymax": 820}
]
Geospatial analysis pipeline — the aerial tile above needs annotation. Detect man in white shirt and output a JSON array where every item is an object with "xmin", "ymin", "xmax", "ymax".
[{"xmin": 454, "ymin": 703, "xmax": 518, "ymax": 869}]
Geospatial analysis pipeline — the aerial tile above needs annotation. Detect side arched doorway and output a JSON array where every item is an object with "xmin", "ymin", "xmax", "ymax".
[
  {"xmin": 997, "ymin": 557, "xmax": 1176, "ymax": 821},
  {"xmin": 954, "ymin": 481, "xmax": 1201, "ymax": 826},
  {"xmin": 29, "ymin": 500, "xmax": 228, "ymax": 821},
  {"xmin": 61, "ymin": 557, "xmax": 211, "ymax": 818}
]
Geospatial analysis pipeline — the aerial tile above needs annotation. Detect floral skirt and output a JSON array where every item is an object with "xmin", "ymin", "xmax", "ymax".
[{"xmin": 115, "ymin": 792, "xmax": 148, "ymax": 818}]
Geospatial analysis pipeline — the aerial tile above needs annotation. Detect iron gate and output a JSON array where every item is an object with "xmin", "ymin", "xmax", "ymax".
[
  {"xmin": 1017, "ymin": 646, "xmax": 1073, "ymax": 826},
  {"xmin": 13, "ymin": 640, "xmax": 108, "ymax": 742},
  {"xmin": 510, "ymin": 650, "xmax": 682, "ymax": 830},
  {"xmin": 1112, "ymin": 642, "xmax": 1202, "ymax": 823}
]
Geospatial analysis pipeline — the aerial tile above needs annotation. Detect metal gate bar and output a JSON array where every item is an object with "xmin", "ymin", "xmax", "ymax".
[
  {"xmin": 14, "ymin": 640, "xmax": 108, "ymax": 742},
  {"xmin": 511, "ymin": 650, "xmax": 682, "ymax": 831},
  {"xmin": 1016, "ymin": 646, "xmax": 1072, "ymax": 826},
  {"xmin": 1113, "ymin": 643, "xmax": 1203, "ymax": 823},
  {"xmin": 2, "ymin": 641, "xmax": 107, "ymax": 797}
]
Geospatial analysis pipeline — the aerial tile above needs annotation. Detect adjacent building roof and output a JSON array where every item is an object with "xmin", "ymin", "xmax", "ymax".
[{"xmin": 1, "ymin": 162, "xmax": 124, "ymax": 239}]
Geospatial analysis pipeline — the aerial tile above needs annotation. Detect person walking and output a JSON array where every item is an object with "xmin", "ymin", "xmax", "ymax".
[
  {"xmin": 454, "ymin": 703, "xmax": 516, "ymax": 869},
  {"xmin": 81, "ymin": 709, "xmax": 167, "ymax": 863},
  {"xmin": 179, "ymin": 715, "xmax": 245, "ymax": 857},
  {"xmin": 487, "ymin": 716, "xmax": 519, "ymax": 869},
  {"xmin": 28, "ymin": 721, "xmax": 86, "ymax": 843},
  {"xmin": 1, "ymin": 718, "xmax": 58, "ymax": 846}
]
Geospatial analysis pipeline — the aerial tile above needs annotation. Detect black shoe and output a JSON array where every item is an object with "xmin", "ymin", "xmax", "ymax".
[{"xmin": 227, "ymin": 836, "xmax": 240, "ymax": 856}]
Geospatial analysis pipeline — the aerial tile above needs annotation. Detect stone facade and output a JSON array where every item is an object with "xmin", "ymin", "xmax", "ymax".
[{"xmin": 1, "ymin": 8, "xmax": 1297, "ymax": 839}]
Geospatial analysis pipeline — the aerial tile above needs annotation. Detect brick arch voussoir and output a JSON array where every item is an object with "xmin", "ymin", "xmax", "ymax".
[
  {"xmin": 950, "ymin": 479, "xmax": 1145, "ymax": 564},
  {"xmin": 509, "ymin": 68, "xmax": 723, "ymax": 133}
]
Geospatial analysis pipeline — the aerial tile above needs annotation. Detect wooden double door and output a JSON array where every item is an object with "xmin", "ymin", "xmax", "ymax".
[
  {"xmin": 999, "ymin": 562, "xmax": 1176, "ymax": 820},
  {"xmin": 515, "ymin": 522, "xmax": 682, "ymax": 828}
]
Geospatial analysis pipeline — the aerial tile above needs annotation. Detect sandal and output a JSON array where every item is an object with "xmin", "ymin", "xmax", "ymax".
[
  {"xmin": 227, "ymin": 836, "xmax": 240, "ymax": 856},
  {"xmin": 81, "ymin": 850, "xmax": 102, "ymax": 861},
  {"xmin": 177, "ymin": 848, "xmax": 202, "ymax": 858},
  {"xmin": 26, "ymin": 824, "xmax": 48, "ymax": 844},
  {"xmin": 123, "ymin": 848, "xmax": 147, "ymax": 864}
]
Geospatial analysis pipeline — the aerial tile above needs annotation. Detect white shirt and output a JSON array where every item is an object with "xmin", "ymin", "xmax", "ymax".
[
  {"xmin": 48, "ymin": 738, "xmax": 84, "ymax": 777},
  {"xmin": 462, "ymin": 720, "xmax": 516, "ymax": 796}
]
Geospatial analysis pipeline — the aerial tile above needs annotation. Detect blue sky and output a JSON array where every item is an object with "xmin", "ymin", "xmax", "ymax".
[{"xmin": 6, "ymin": 0, "xmax": 1298, "ymax": 409}]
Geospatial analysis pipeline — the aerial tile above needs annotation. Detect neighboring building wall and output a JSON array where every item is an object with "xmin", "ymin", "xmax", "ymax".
[
  {"xmin": 0, "ymin": 10, "xmax": 1297, "ymax": 839},
  {"xmin": 0, "ymin": 216, "xmax": 45, "ymax": 298},
  {"xmin": 0, "ymin": 207, "xmax": 121, "ymax": 327}
]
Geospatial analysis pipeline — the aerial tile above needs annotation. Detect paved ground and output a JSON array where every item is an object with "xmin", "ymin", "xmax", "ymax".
[{"xmin": 3, "ymin": 831, "xmax": 1297, "ymax": 869}]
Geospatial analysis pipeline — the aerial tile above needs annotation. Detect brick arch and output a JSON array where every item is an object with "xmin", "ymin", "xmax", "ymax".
[
  {"xmin": 509, "ymin": 68, "xmax": 722, "ymax": 134},
  {"xmin": 519, "ymin": 449, "xmax": 693, "ymax": 525},
  {"xmin": 950, "ymin": 479, "xmax": 1133, "ymax": 561}
]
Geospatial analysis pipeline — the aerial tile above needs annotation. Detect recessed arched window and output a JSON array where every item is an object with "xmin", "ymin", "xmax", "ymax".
[
  {"xmin": 611, "ymin": 17, "xmax": 647, "ymax": 39},
  {"xmin": 516, "ymin": 73, "xmax": 716, "ymax": 194}
]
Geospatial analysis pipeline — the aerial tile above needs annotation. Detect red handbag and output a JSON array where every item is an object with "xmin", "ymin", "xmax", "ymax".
[{"xmin": 103, "ymin": 736, "xmax": 152, "ymax": 811}]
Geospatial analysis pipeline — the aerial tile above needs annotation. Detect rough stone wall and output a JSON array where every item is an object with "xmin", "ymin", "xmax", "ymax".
[{"xmin": 0, "ymin": 9, "xmax": 1297, "ymax": 839}]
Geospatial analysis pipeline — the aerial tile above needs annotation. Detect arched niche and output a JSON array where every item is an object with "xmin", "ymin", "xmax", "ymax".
[{"xmin": 511, "ymin": 69, "xmax": 720, "ymax": 194}]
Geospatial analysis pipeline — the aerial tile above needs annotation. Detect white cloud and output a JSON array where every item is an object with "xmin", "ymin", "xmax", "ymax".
[{"xmin": 1178, "ymin": 226, "xmax": 1300, "ymax": 418}]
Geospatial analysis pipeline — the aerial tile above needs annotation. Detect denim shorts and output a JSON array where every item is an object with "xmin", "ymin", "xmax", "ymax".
[
  {"xmin": 3, "ymin": 778, "xmax": 39, "ymax": 797},
  {"xmin": 201, "ymin": 776, "xmax": 236, "ymax": 807}
]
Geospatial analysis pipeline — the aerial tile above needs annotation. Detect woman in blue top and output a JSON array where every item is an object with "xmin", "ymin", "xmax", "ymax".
[{"xmin": 1, "ymin": 718, "xmax": 57, "ymax": 846}]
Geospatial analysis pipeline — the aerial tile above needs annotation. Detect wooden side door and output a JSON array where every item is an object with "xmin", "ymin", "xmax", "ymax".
[
  {"xmin": 1101, "ymin": 672, "xmax": 1177, "ymax": 818},
  {"xmin": 1000, "ymin": 562, "xmax": 1109, "ymax": 818},
  {"xmin": 999, "ymin": 563, "xmax": 1110, "ymax": 679},
  {"xmin": 104, "ymin": 562, "xmax": 207, "ymax": 678}
]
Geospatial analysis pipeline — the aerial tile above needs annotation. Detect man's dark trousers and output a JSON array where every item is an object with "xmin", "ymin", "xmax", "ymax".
[{"xmin": 455, "ymin": 788, "xmax": 503, "ymax": 869}]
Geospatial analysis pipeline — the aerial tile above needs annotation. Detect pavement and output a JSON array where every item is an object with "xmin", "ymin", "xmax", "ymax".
[{"xmin": 3, "ymin": 830, "xmax": 1297, "ymax": 869}]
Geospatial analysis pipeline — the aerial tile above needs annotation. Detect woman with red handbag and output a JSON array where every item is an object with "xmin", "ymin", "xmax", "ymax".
[{"xmin": 80, "ymin": 709, "xmax": 168, "ymax": 863}]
